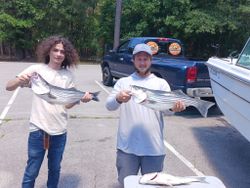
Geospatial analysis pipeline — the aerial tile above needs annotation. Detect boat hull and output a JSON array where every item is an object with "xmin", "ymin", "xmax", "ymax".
[{"xmin": 206, "ymin": 58, "xmax": 250, "ymax": 141}]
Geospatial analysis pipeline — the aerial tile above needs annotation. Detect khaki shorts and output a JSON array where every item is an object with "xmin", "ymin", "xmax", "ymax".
[{"xmin": 116, "ymin": 149, "xmax": 165, "ymax": 185}]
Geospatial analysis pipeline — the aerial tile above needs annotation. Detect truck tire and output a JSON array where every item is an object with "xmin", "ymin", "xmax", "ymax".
[
  {"xmin": 152, "ymin": 72, "xmax": 162, "ymax": 78},
  {"xmin": 102, "ymin": 66, "xmax": 113, "ymax": 86}
]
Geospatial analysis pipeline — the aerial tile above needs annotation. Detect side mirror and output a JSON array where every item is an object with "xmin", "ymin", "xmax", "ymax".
[
  {"xmin": 211, "ymin": 44, "xmax": 220, "ymax": 57},
  {"xmin": 229, "ymin": 50, "xmax": 239, "ymax": 64},
  {"xmin": 128, "ymin": 47, "xmax": 133, "ymax": 54},
  {"xmin": 229, "ymin": 50, "xmax": 238, "ymax": 58},
  {"xmin": 109, "ymin": 49, "xmax": 115, "ymax": 53}
]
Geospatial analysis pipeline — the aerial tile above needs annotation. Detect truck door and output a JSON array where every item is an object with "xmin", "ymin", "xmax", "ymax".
[{"xmin": 112, "ymin": 41, "xmax": 134, "ymax": 77}]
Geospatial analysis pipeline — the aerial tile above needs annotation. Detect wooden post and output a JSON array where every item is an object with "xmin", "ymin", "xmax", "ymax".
[{"xmin": 113, "ymin": 0, "xmax": 122, "ymax": 50}]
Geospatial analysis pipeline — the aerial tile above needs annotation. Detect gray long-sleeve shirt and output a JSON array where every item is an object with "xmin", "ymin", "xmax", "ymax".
[{"xmin": 106, "ymin": 73, "xmax": 171, "ymax": 156}]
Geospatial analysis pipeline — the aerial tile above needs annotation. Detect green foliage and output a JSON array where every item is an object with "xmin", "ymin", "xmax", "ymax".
[
  {"xmin": 0, "ymin": 0, "xmax": 100, "ymax": 58},
  {"xmin": 0, "ymin": 0, "xmax": 37, "ymax": 49},
  {"xmin": 97, "ymin": 0, "xmax": 116, "ymax": 49},
  {"xmin": 0, "ymin": 0, "xmax": 249, "ymax": 59}
]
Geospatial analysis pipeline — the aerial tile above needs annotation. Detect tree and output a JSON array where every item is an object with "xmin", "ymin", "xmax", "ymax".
[
  {"xmin": 0, "ymin": 0, "xmax": 41, "ymax": 58},
  {"xmin": 0, "ymin": 0, "xmax": 100, "ymax": 60},
  {"xmin": 98, "ymin": 0, "xmax": 250, "ymax": 59},
  {"xmin": 0, "ymin": 0, "xmax": 249, "ymax": 60}
]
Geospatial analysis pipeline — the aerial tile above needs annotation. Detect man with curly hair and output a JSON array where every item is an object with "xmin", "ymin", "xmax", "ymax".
[{"xmin": 6, "ymin": 35, "xmax": 93, "ymax": 188}]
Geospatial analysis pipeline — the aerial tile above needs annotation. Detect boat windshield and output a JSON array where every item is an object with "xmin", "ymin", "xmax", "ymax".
[{"xmin": 237, "ymin": 38, "xmax": 250, "ymax": 69}]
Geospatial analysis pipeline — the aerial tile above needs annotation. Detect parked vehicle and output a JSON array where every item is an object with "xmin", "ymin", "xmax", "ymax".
[
  {"xmin": 101, "ymin": 37, "xmax": 213, "ymax": 98},
  {"xmin": 206, "ymin": 37, "xmax": 250, "ymax": 141}
]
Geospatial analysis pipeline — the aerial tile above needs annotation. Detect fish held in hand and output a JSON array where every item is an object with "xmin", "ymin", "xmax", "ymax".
[
  {"xmin": 130, "ymin": 85, "xmax": 214, "ymax": 117},
  {"xmin": 31, "ymin": 73, "xmax": 100, "ymax": 105},
  {"xmin": 139, "ymin": 172, "xmax": 207, "ymax": 187}
]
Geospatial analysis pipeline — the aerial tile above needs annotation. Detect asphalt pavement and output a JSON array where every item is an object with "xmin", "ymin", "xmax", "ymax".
[{"xmin": 0, "ymin": 62, "xmax": 250, "ymax": 188}]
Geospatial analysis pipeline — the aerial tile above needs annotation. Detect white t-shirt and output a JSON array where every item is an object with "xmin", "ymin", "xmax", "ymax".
[
  {"xmin": 106, "ymin": 73, "xmax": 171, "ymax": 156},
  {"xmin": 18, "ymin": 64, "xmax": 75, "ymax": 135}
]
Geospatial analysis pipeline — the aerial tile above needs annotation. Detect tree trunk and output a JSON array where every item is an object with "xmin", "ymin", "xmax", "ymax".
[
  {"xmin": 0, "ymin": 42, "xmax": 3, "ymax": 56},
  {"xmin": 113, "ymin": 0, "xmax": 122, "ymax": 50},
  {"xmin": 8, "ymin": 45, "xmax": 11, "ymax": 59}
]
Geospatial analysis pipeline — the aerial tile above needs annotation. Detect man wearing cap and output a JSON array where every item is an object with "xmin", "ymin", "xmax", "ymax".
[{"xmin": 105, "ymin": 43, "xmax": 185, "ymax": 186}]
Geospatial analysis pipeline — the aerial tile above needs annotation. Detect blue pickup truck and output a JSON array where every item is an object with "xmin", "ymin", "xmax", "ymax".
[{"xmin": 101, "ymin": 37, "xmax": 213, "ymax": 98}]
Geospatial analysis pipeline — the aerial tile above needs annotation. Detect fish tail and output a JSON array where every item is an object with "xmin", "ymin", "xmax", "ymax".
[
  {"xmin": 193, "ymin": 99, "xmax": 215, "ymax": 117},
  {"xmin": 91, "ymin": 91, "xmax": 101, "ymax": 102}
]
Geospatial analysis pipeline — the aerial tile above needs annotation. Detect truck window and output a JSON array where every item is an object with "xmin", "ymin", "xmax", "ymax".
[
  {"xmin": 145, "ymin": 40, "xmax": 183, "ymax": 57},
  {"xmin": 118, "ymin": 41, "xmax": 130, "ymax": 53}
]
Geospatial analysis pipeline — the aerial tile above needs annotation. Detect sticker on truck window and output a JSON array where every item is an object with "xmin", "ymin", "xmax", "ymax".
[
  {"xmin": 146, "ymin": 41, "xmax": 159, "ymax": 55},
  {"xmin": 169, "ymin": 42, "xmax": 181, "ymax": 56}
]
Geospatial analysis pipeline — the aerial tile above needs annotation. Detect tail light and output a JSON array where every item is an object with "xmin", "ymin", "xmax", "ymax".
[{"xmin": 187, "ymin": 66, "xmax": 197, "ymax": 83}]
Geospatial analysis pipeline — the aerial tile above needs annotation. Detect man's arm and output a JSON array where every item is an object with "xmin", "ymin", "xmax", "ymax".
[
  {"xmin": 6, "ymin": 74, "xmax": 31, "ymax": 91},
  {"xmin": 65, "ymin": 101, "xmax": 80, "ymax": 109},
  {"xmin": 105, "ymin": 78, "xmax": 133, "ymax": 111},
  {"xmin": 65, "ymin": 92, "xmax": 93, "ymax": 109},
  {"xmin": 6, "ymin": 77, "xmax": 21, "ymax": 91}
]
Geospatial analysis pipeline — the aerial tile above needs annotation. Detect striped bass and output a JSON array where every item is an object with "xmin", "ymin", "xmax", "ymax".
[
  {"xmin": 139, "ymin": 172, "xmax": 207, "ymax": 187},
  {"xmin": 130, "ymin": 85, "xmax": 214, "ymax": 117},
  {"xmin": 31, "ymin": 73, "xmax": 100, "ymax": 104}
]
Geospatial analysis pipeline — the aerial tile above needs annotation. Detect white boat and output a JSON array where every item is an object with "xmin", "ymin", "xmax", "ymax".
[{"xmin": 206, "ymin": 37, "xmax": 250, "ymax": 141}]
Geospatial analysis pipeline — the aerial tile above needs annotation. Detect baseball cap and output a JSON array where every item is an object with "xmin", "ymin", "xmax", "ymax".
[{"xmin": 133, "ymin": 43, "xmax": 152, "ymax": 56}]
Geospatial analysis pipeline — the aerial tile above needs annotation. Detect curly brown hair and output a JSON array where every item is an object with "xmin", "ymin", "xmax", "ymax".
[{"xmin": 36, "ymin": 35, "xmax": 79, "ymax": 69}]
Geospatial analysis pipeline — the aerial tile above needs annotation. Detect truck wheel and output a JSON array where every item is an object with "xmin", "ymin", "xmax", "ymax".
[
  {"xmin": 153, "ymin": 72, "xmax": 162, "ymax": 78},
  {"xmin": 102, "ymin": 66, "xmax": 113, "ymax": 86}
]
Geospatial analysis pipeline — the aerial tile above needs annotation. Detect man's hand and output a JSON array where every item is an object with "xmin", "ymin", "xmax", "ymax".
[
  {"xmin": 65, "ymin": 92, "xmax": 93, "ymax": 109},
  {"xmin": 6, "ymin": 73, "xmax": 32, "ymax": 91},
  {"xmin": 116, "ymin": 90, "xmax": 132, "ymax": 103},
  {"xmin": 81, "ymin": 92, "xmax": 93, "ymax": 103},
  {"xmin": 171, "ymin": 101, "xmax": 186, "ymax": 112},
  {"xmin": 17, "ymin": 74, "xmax": 32, "ymax": 87}
]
